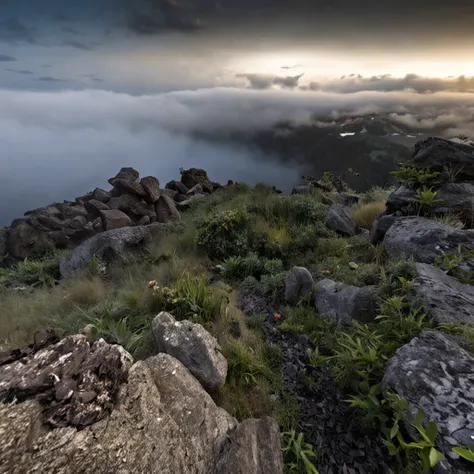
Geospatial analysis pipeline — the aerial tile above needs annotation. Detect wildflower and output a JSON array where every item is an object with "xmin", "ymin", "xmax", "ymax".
[
  {"xmin": 153, "ymin": 285, "xmax": 160, "ymax": 292},
  {"xmin": 274, "ymin": 313, "xmax": 281, "ymax": 321},
  {"xmin": 148, "ymin": 280, "xmax": 157, "ymax": 288},
  {"xmin": 226, "ymin": 287, "xmax": 233, "ymax": 293}
]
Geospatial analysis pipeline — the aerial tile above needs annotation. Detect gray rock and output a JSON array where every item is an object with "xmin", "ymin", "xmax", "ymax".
[
  {"xmin": 370, "ymin": 214, "xmax": 397, "ymax": 245},
  {"xmin": 84, "ymin": 199, "xmax": 110, "ymax": 218},
  {"xmin": 215, "ymin": 417, "xmax": 284, "ymax": 474},
  {"xmin": 384, "ymin": 217, "xmax": 474, "ymax": 263},
  {"xmin": 324, "ymin": 192, "xmax": 360, "ymax": 207},
  {"xmin": 0, "ymin": 229, "xmax": 8, "ymax": 256},
  {"xmin": 36, "ymin": 214, "xmax": 64, "ymax": 231},
  {"xmin": 162, "ymin": 188, "xmax": 178, "ymax": 200},
  {"xmin": 67, "ymin": 216, "xmax": 88, "ymax": 230},
  {"xmin": 383, "ymin": 330, "xmax": 474, "ymax": 473},
  {"xmin": 91, "ymin": 188, "xmax": 111, "ymax": 203},
  {"xmin": 60, "ymin": 226, "xmax": 151, "ymax": 278},
  {"xmin": 140, "ymin": 176, "xmax": 160, "ymax": 203},
  {"xmin": 386, "ymin": 186, "xmax": 417, "ymax": 214},
  {"xmin": 113, "ymin": 179, "xmax": 147, "ymax": 199},
  {"xmin": 63, "ymin": 204, "xmax": 88, "ymax": 220},
  {"xmin": 108, "ymin": 167, "xmax": 139, "ymax": 185},
  {"xmin": 8, "ymin": 221, "xmax": 56, "ymax": 259},
  {"xmin": 147, "ymin": 223, "xmax": 169, "ymax": 239},
  {"xmin": 138, "ymin": 215, "xmax": 151, "ymax": 226},
  {"xmin": 25, "ymin": 205, "xmax": 62, "ymax": 218},
  {"xmin": 174, "ymin": 193, "xmax": 188, "ymax": 203},
  {"xmin": 165, "ymin": 180, "xmax": 189, "ymax": 194},
  {"xmin": 285, "ymin": 267, "xmax": 314, "ymax": 305},
  {"xmin": 181, "ymin": 168, "xmax": 214, "ymax": 194},
  {"xmin": 415, "ymin": 263, "xmax": 474, "ymax": 325},
  {"xmin": 155, "ymin": 195, "xmax": 181, "ymax": 223},
  {"xmin": 187, "ymin": 183, "xmax": 204, "ymax": 195},
  {"xmin": 100, "ymin": 209, "xmax": 134, "ymax": 231},
  {"xmin": 178, "ymin": 194, "xmax": 206, "ymax": 210},
  {"xmin": 152, "ymin": 312, "xmax": 228, "ymax": 390},
  {"xmin": 326, "ymin": 204, "xmax": 356, "ymax": 236},
  {"xmin": 412, "ymin": 137, "xmax": 474, "ymax": 181},
  {"xmin": 315, "ymin": 279, "xmax": 378, "ymax": 324},
  {"xmin": 108, "ymin": 193, "xmax": 140, "ymax": 213}
]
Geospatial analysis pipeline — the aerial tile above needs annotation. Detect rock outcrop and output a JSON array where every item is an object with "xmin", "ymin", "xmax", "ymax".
[
  {"xmin": 383, "ymin": 217, "xmax": 474, "ymax": 263},
  {"xmin": 59, "ymin": 226, "xmax": 151, "ymax": 279},
  {"xmin": 155, "ymin": 195, "xmax": 181, "ymax": 223},
  {"xmin": 415, "ymin": 263, "xmax": 474, "ymax": 325},
  {"xmin": 370, "ymin": 214, "xmax": 396, "ymax": 245},
  {"xmin": 152, "ymin": 312, "xmax": 228, "ymax": 390},
  {"xmin": 285, "ymin": 266, "xmax": 314, "ymax": 305},
  {"xmin": 314, "ymin": 279, "xmax": 378, "ymax": 324},
  {"xmin": 326, "ymin": 204, "xmax": 356, "ymax": 236},
  {"xmin": 181, "ymin": 168, "xmax": 214, "ymax": 194},
  {"xmin": 0, "ymin": 332, "xmax": 282, "ymax": 474},
  {"xmin": 383, "ymin": 330, "xmax": 474, "ymax": 474},
  {"xmin": 412, "ymin": 137, "xmax": 474, "ymax": 181}
]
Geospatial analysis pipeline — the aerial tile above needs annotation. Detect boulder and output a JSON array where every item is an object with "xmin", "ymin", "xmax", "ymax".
[
  {"xmin": 415, "ymin": 263, "xmax": 474, "ymax": 325},
  {"xmin": 315, "ymin": 279, "xmax": 378, "ymax": 324},
  {"xmin": 92, "ymin": 217, "xmax": 104, "ymax": 233},
  {"xmin": 36, "ymin": 214, "xmax": 65, "ymax": 231},
  {"xmin": 108, "ymin": 167, "xmax": 139, "ymax": 185},
  {"xmin": 215, "ymin": 417, "xmax": 284, "ymax": 474},
  {"xmin": 181, "ymin": 168, "xmax": 213, "ymax": 194},
  {"xmin": 152, "ymin": 312, "xmax": 228, "ymax": 390},
  {"xmin": 162, "ymin": 188, "xmax": 178, "ymax": 200},
  {"xmin": 109, "ymin": 193, "xmax": 141, "ymax": 213},
  {"xmin": 112, "ymin": 179, "xmax": 147, "ymax": 199},
  {"xmin": 91, "ymin": 188, "xmax": 111, "ymax": 203},
  {"xmin": 25, "ymin": 205, "xmax": 62, "ymax": 218},
  {"xmin": 8, "ymin": 221, "xmax": 56, "ymax": 259},
  {"xmin": 187, "ymin": 183, "xmax": 204, "ymax": 195},
  {"xmin": 100, "ymin": 209, "xmax": 134, "ymax": 231},
  {"xmin": 0, "ymin": 332, "xmax": 254, "ymax": 474},
  {"xmin": 174, "ymin": 193, "xmax": 189, "ymax": 203},
  {"xmin": 165, "ymin": 180, "xmax": 189, "ymax": 194},
  {"xmin": 59, "ymin": 226, "xmax": 151, "ymax": 278},
  {"xmin": 412, "ymin": 137, "xmax": 474, "ymax": 181},
  {"xmin": 386, "ymin": 186, "xmax": 418, "ymax": 214},
  {"xmin": 66, "ymin": 215, "xmax": 88, "ymax": 230},
  {"xmin": 178, "ymin": 194, "xmax": 206, "ymax": 210},
  {"xmin": 138, "ymin": 215, "xmax": 151, "ymax": 226},
  {"xmin": 0, "ymin": 228, "xmax": 8, "ymax": 256},
  {"xmin": 147, "ymin": 223, "xmax": 169, "ymax": 239},
  {"xmin": 326, "ymin": 204, "xmax": 356, "ymax": 236},
  {"xmin": 84, "ymin": 199, "xmax": 110, "ymax": 218},
  {"xmin": 155, "ymin": 195, "xmax": 181, "ymax": 223},
  {"xmin": 140, "ymin": 176, "xmax": 161, "ymax": 203},
  {"xmin": 63, "ymin": 204, "xmax": 88, "ymax": 220},
  {"xmin": 370, "ymin": 214, "xmax": 397, "ymax": 245},
  {"xmin": 383, "ymin": 330, "xmax": 474, "ymax": 473},
  {"xmin": 383, "ymin": 217, "xmax": 474, "ymax": 263},
  {"xmin": 285, "ymin": 267, "xmax": 314, "ymax": 305}
]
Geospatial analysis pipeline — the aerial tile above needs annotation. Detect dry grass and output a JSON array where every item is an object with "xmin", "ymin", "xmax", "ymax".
[
  {"xmin": 0, "ymin": 277, "xmax": 106, "ymax": 347},
  {"xmin": 352, "ymin": 201, "xmax": 386, "ymax": 229}
]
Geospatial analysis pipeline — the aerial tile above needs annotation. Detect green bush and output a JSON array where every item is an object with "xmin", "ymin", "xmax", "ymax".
[
  {"xmin": 282, "ymin": 430, "xmax": 319, "ymax": 474},
  {"xmin": 196, "ymin": 208, "xmax": 250, "ymax": 259},
  {"xmin": 360, "ymin": 186, "xmax": 396, "ymax": 205},
  {"xmin": 8, "ymin": 252, "xmax": 65, "ymax": 288}
]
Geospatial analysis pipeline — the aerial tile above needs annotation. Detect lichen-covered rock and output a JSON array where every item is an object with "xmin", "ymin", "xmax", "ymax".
[
  {"xmin": 384, "ymin": 217, "xmax": 474, "ymax": 263},
  {"xmin": 59, "ymin": 226, "xmax": 151, "ymax": 278},
  {"xmin": 63, "ymin": 204, "xmax": 88, "ymax": 220},
  {"xmin": 165, "ymin": 180, "xmax": 189, "ymax": 194},
  {"xmin": 113, "ymin": 179, "xmax": 147, "ymax": 199},
  {"xmin": 215, "ymin": 417, "xmax": 284, "ymax": 474},
  {"xmin": 326, "ymin": 204, "xmax": 356, "ymax": 236},
  {"xmin": 152, "ymin": 312, "xmax": 228, "ymax": 390},
  {"xmin": 84, "ymin": 199, "xmax": 110, "ymax": 218},
  {"xmin": 315, "ymin": 279, "xmax": 378, "ymax": 324},
  {"xmin": 383, "ymin": 330, "xmax": 474, "ymax": 473},
  {"xmin": 8, "ymin": 220, "xmax": 56, "ymax": 259},
  {"xmin": 187, "ymin": 183, "xmax": 204, "ymax": 195},
  {"xmin": 386, "ymin": 186, "xmax": 418, "ymax": 214},
  {"xmin": 140, "ymin": 176, "xmax": 160, "ymax": 203},
  {"xmin": 285, "ymin": 267, "xmax": 314, "ymax": 305},
  {"xmin": 415, "ymin": 263, "xmax": 474, "ymax": 325},
  {"xmin": 155, "ymin": 195, "xmax": 181, "ymax": 223}
]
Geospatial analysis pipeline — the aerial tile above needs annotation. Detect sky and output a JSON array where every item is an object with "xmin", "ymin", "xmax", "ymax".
[{"xmin": 1, "ymin": 0, "xmax": 474, "ymax": 224}]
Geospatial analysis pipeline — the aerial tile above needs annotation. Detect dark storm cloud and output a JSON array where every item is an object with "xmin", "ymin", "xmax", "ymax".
[
  {"xmin": 5, "ymin": 68, "xmax": 33, "ymax": 74},
  {"xmin": 237, "ymin": 73, "xmax": 304, "ymax": 90},
  {"xmin": 309, "ymin": 75, "xmax": 474, "ymax": 94},
  {"xmin": 36, "ymin": 76, "xmax": 67, "ymax": 82},
  {"xmin": 62, "ymin": 40, "xmax": 98, "ymax": 51},
  {"xmin": 0, "ymin": 54, "xmax": 16, "ymax": 62},
  {"xmin": 0, "ymin": 17, "xmax": 36, "ymax": 43}
]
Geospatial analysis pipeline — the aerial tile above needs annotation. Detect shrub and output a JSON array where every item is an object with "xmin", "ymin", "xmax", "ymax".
[
  {"xmin": 246, "ymin": 313, "xmax": 266, "ymax": 332},
  {"xmin": 352, "ymin": 201, "xmax": 386, "ymax": 229},
  {"xmin": 391, "ymin": 163, "xmax": 440, "ymax": 188},
  {"xmin": 281, "ymin": 430, "xmax": 319, "ymax": 474},
  {"xmin": 8, "ymin": 253, "xmax": 64, "ymax": 288},
  {"xmin": 196, "ymin": 208, "xmax": 250, "ymax": 259}
]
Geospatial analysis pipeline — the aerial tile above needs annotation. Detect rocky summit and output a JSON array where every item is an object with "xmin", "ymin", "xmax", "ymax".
[{"xmin": 2, "ymin": 137, "xmax": 474, "ymax": 474}]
